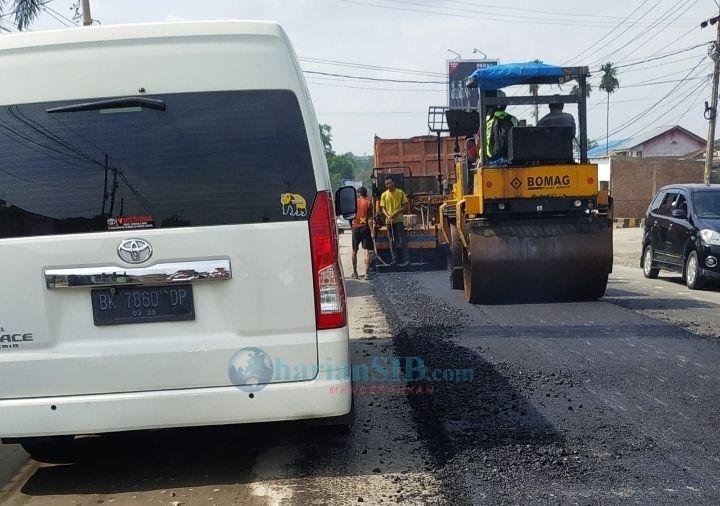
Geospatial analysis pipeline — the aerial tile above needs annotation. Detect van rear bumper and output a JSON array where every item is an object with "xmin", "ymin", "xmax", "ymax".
[{"xmin": 0, "ymin": 373, "xmax": 352, "ymax": 439}]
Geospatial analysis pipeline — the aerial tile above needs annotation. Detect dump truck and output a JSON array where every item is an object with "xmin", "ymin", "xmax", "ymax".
[
  {"xmin": 439, "ymin": 63, "xmax": 613, "ymax": 303},
  {"xmin": 371, "ymin": 136, "xmax": 457, "ymax": 268}
]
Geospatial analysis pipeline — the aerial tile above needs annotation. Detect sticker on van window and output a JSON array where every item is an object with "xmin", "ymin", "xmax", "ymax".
[
  {"xmin": 280, "ymin": 193, "xmax": 308, "ymax": 217},
  {"xmin": 107, "ymin": 216, "xmax": 155, "ymax": 231}
]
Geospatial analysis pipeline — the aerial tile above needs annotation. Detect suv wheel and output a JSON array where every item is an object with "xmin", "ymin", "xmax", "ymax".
[
  {"xmin": 642, "ymin": 245, "xmax": 659, "ymax": 279},
  {"xmin": 685, "ymin": 250, "xmax": 706, "ymax": 290}
]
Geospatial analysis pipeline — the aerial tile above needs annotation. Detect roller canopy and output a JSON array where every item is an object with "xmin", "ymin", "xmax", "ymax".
[{"xmin": 466, "ymin": 62, "xmax": 564, "ymax": 90}]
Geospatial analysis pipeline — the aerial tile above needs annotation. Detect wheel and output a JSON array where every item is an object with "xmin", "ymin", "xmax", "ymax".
[
  {"xmin": 642, "ymin": 245, "xmax": 659, "ymax": 279},
  {"xmin": 21, "ymin": 436, "xmax": 77, "ymax": 463},
  {"xmin": 448, "ymin": 224, "xmax": 464, "ymax": 290},
  {"xmin": 462, "ymin": 246, "xmax": 478, "ymax": 303},
  {"xmin": 685, "ymin": 250, "xmax": 705, "ymax": 290}
]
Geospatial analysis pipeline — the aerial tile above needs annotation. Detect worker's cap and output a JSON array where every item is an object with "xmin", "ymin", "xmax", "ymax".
[{"xmin": 549, "ymin": 95, "xmax": 563, "ymax": 108}]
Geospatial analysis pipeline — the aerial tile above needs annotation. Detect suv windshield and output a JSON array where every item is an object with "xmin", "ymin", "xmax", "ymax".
[
  {"xmin": 0, "ymin": 90, "xmax": 316, "ymax": 240},
  {"xmin": 692, "ymin": 191, "xmax": 720, "ymax": 218}
]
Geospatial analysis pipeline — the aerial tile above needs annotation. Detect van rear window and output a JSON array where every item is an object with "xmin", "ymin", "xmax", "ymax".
[{"xmin": 0, "ymin": 90, "xmax": 317, "ymax": 239}]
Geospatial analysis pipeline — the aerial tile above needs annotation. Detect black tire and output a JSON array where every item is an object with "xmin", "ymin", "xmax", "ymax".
[
  {"xmin": 685, "ymin": 250, "xmax": 706, "ymax": 290},
  {"xmin": 642, "ymin": 245, "xmax": 660, "ymax": 279},
  {"xmin": 21, "ymin": 436, "xmax": 77, "ymax": 464},
  {"xmin": 462, "ymin": 246, "xmax": 478, "ymax": 303},
  {"xmin": 449, "ymin": 224, "xmax": 464, "ymax": 290}
]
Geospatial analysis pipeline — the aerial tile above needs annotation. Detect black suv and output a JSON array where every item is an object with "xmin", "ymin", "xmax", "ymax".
[{"xmin": 642, "ymin": 184, "xmax": 720, "ymax": 289}]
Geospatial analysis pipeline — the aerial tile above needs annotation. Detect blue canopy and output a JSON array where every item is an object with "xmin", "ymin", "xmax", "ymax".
[{"xmin": 467, "ymin": 62, "xmax": 564, "ymax": 90}]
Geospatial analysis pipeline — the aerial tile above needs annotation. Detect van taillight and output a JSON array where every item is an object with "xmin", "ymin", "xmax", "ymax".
[{"xmin": 309, "ymin": 191, "xmax": 346, "ymax": 330}]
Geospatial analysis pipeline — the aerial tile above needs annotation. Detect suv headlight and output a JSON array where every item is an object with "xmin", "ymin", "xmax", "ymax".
[{"xmin": 700, "ymin": 229, "xmax": 720, "ymax": 246}]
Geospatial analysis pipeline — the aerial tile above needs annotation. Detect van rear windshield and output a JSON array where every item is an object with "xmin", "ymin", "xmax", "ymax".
[{"xmin": 0, "ymin": 90, "xmax": 317, "ymax": 239}]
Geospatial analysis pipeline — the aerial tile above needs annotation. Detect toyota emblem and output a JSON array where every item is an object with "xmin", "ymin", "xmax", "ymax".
[{"xmin": 117, "ymin": 239, "xmax": 153, "ymax": 264}]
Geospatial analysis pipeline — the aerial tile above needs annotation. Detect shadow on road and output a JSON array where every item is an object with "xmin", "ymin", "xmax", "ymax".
[
  {"xmin": 20, "ymin": 422, "xmax": 354, "ymax": 497},
  {"xmin": 344, "ymin": 278, "xmax": 374, "ymax": 298},
  {"xmin": 393, "ymin": 326, "xmax": 561, "ymax": 467}
]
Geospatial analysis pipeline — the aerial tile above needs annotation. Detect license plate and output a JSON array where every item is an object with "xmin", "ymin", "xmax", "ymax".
[{"xmin": 91, "ymin": 285, "xmax": 195, "ymax": 326}]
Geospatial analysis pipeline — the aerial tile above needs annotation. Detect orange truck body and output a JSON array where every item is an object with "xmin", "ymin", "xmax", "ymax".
[{"xmin": 373, "ymin": 135, "xmax": 462, "ymax": 181}]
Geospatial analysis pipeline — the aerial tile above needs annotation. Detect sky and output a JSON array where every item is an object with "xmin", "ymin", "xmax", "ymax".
[{"xmin": 4, "ymin": 0, "xmax": 718, "ymax": 155}]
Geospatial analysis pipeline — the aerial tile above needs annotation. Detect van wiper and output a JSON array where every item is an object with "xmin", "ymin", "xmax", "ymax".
[{"xmin": 46, "ymin": 97, "xmax": 166, "ymax": 114}]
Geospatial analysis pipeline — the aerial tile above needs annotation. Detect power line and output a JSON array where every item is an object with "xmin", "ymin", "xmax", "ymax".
[
  {"xmin": 606, "ymin": 0, "xmax": 702, "ymax": 65},
  {"xmin": 590, "ymin": 0, "xmax": 696, "ymax": 67},
  {"xmin": 335, "ymin": 0, "xmax": 692, "ymax": 28},
  {"xmin": 45, "ymin": 5, "xmax": 78, "ymax": 26},
  {"xmin": 576, "ymin": 0, "xmax": 666, "ymax": 66},
  {"xmin": 618, "ymin": 51, "xmax": 707, "ymax": 73},
  {"xmin": 306, "ymin": 79, "xmax": 444, "ymax": 93},
  {"xmin": 404, "ymin": 0, "xmax": 695, "ymax": 22},
  {"xmin": 300, "ymin": 56, "xmax": 445, "ymax": 78},
  {"xmin": 317, "ymin": 111, "xmax": 426, "ymax": 116},
  {"xmin": 303, "ymin": 70, "xmax": 446, "ymax": 84},
  {"xmin": 593, "ymin": 56, "xmax": 708, "ymax": 141},
  {"xmin": 648, "ymin": 23, "xmax": 699, "ymax": 57},
  {"xmin": 4, "ymin": 105, "xmax": 154, "ymax": 211},
  {"xmin": 609, "ymin": 42, "xmax": 710, "ymax": 68},
  {"xmin": 42, "ymin": 7, "xmax": 74, "ymax": 28},
  {"xmin": 673, "ymin": 76, "xmax": 711, "ymax": 123},
  {"xmin": 620, "ymin": 75, "xmax": 711, "ymax": 139},
  {"xmin": 563, "ymin": 0, "xmax": 654, "ymax": 65}
]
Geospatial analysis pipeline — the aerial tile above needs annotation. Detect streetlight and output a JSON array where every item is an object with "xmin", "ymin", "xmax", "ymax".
[
  {"xmin": 447, "ymin": 49, "xmax": 462, "ymax": 60},
  {"xmin": 473, "ymin": 48, "xmax": 487, "ymax": 59}
]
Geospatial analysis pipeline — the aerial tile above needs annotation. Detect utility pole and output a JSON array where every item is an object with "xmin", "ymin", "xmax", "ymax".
[
  {"xmin": 108, "ymin": 166, "xmax": 119, "ymax": 217},
  {"xmin": 81, "ymin": 0, "xmax": 92, "ymax": 26},
  {"xmin": 530, "ymin": 84, "xmax": 539, "ymax": 124},
  {"xmin": 702, "ymin": 9, "xmax": 720, "ymax": 185},
  {"xmin": 101, "ymin": 153, "xmax": 109, "ymax": 216}
]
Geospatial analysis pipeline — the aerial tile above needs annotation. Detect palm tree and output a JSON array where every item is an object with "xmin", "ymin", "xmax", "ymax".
[
  {"xmin": 570, "ymin": 82, "xmax": 592, "ymax": 98},
  {"xmin": 1, "ymin": 0, "xmax": 48, "ymax": 31},
  {"xmin": 599, "ymin": 62, "xmax": 620, "ymax": 157}
]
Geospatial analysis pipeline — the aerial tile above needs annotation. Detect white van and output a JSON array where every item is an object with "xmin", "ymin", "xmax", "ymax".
[{"xmin": 0, "ymin": 21, "xmax": 356, "ymax": 459}]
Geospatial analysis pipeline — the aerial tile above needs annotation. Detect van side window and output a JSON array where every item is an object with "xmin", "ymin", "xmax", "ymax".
[{"xmin": 656, "ymin": 192, "xmax": 677, "ymax": 216}]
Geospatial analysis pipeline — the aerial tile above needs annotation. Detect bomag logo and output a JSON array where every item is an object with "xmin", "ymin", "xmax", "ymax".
[{"xmin": 527, "ymin": 175, "xmax": 572, "ymax": 190}]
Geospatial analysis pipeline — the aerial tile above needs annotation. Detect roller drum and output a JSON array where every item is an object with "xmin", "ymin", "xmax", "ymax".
[{"xmin": 463, "ymin": 219, "xmax": 611, "ymax": 304}]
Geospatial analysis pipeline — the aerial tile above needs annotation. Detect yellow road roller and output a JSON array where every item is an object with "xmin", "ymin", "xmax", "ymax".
[{"xmin": 439, "ymin": 63, "xmax": 613, "ymax": 303}]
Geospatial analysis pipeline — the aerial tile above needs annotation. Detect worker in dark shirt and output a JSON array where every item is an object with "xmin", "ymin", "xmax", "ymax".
[{"xmin": 537, "ymin": 100, "xmax": 576, "ymax": 138}]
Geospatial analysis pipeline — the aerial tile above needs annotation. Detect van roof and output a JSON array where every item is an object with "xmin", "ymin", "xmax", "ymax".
[{"xmin": 0, "ymin": 20, "xmax": 285, "ymax": 51}]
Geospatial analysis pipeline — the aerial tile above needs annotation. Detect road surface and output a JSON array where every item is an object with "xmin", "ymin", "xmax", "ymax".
[{"xmin": 2, "ymin": 229, "xmax": 720, "ymax": 504}]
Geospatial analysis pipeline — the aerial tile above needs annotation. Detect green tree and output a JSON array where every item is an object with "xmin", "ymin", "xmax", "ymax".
[
  {"xmin": 1, "ymin": 0, "xmax": 46, "ymax": 30},
  {"xmin": 599, "ymin": 62, "xmax": 620, "ymax": 157},
  {"xmin": 319, "ymin": 124, "xmax": 334, "ymax": 158},
  {"xmin": 570, "ymin": 82, "xmax": 592, "ymax": 98},
  {"xmin": 328, "ymin": 153, "xmax": 357, "ymax": 190}
]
